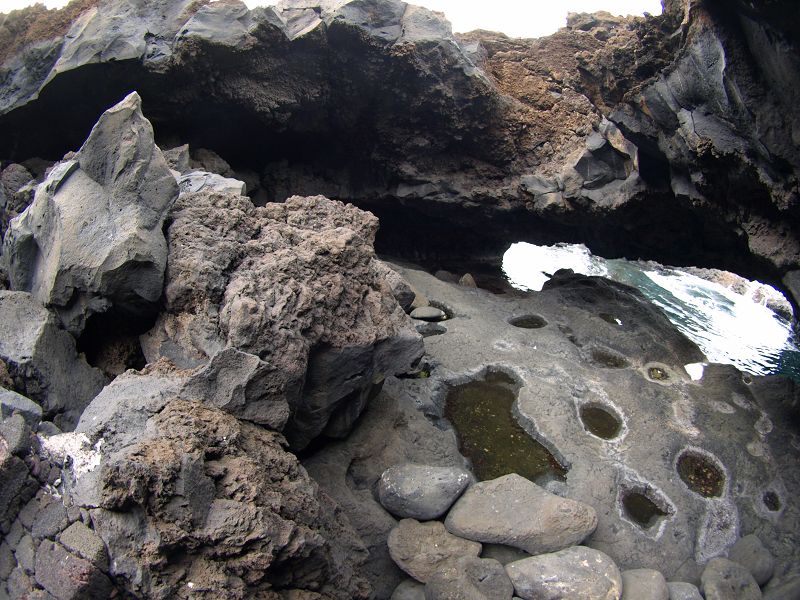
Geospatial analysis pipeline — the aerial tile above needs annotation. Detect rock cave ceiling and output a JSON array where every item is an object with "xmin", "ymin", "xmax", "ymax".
[{"xmin": 0, "ymin": 0, "xmax": 798, "ymax": 300}]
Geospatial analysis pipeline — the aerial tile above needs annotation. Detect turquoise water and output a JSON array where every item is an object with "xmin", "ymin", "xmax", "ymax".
[{"xmin": 503, "ymin": 242, "xmax": 800, "ymax": 382}]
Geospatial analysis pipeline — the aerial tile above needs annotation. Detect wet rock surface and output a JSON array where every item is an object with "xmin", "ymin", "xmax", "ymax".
[{"xmin": 386, "ymin": 262, "xmax": 800, "ymax": 584}]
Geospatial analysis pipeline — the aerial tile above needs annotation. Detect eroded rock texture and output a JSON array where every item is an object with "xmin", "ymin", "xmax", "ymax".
[
  {"xmin": 142, "ymin": 190, "xmax": 423, "ymax": 449},
  {"xmin": 59, "ymin": 365, "xmax": 371, "ymax": 600},
  {"xmin": 0, "ymin": 0, "xmax": 797, "ymax": 290}
]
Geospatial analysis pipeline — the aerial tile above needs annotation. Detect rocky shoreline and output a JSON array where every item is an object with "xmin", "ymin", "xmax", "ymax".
[{"xmin": 1, "ymin": 0, "xmax": 799, "ymax": 598}]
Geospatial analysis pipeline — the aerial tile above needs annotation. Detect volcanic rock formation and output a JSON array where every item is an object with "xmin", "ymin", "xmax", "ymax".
[
  {"xmin": 0, "ymin": 0, "xmax": 798, "ymax": 299},
  {"xmin": 1, "ymin": 0, "xmax": 800, "ymax": 599}
]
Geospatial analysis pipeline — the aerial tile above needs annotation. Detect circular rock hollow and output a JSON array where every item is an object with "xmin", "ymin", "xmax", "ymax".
[
  {"xmin": 642, "ymin": 362, "xmax": 677, "ymax": 384},
  {"xmin": 598, "ymin": 312, "xmax": 623, "ymax": 326},
  {"xmin": 509, "ymin": 314, "xmax": 548, "ymax": 329},
  {"xmin": 590, "ymin": 347, "xmax": 629, "ymax": 369},
  {"xmin": 763, "ymin": 491, "xmax": 781, "ymax": 511},
  {"xmin": 579, "ymin": 403, "xmax": 623, "ymax": 440},
  {"xmin": 620, "ymin": 489, "xmax": 670, "ymax": 530},
  {"xmin": 676, "ymin": 450, "xmax": 725, "ymax": 498}
]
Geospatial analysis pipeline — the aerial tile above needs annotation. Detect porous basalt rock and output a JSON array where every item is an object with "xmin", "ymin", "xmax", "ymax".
[
  {"xmin": 3, "ymin": 91, "xmax": 178, "ymax": 335},
  {"xmin": 143, "ymin": 190, "xmax": 423, "ymax": 449},
  {"xmin": 63, "ymin": 367, "xmax": 371, "ymax": 600}
]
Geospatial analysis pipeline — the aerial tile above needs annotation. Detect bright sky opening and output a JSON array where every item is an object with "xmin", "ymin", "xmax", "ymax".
[{"xmin": 1, "ymin": 0, "xmax": 663, "ymax": 38}]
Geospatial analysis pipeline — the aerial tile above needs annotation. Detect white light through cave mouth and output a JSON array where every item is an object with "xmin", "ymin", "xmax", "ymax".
[
  {"xmin": 502, "ymin": 241, "xmax": 608, "ymax": 292},
  {"xmin": 502, "ymin": 242, "xmax": 800, "ymax": 379}
]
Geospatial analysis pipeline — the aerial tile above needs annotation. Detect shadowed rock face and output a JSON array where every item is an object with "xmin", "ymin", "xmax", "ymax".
[{"xmin": 0, "ymin": 0, "xmax": 798, "ymax": 291}]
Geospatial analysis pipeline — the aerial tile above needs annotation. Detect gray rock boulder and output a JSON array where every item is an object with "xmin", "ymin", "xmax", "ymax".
[
  {"xmin": 0, "ymin": 291, "xmax": 105, "ymax": 429},
  {"xmin": 145, "ymin": 191, "xmax": 423, "ymax": 448},
  {"xmin": 425, "ymin": 556, "xmax": 514, "ymax": 600},
  {"xmin": 180, "ymin": 348, "xmax": 291, "ymax": 430},
  {"xmin": 377, "ymin": 260, "xmax": 416, "ymax": 313},
  {"xmin": 445, "ymin": 474, "xmax": 597, "ymax": 555},
  {"xmin": 59, "ymin": 521, "xmax": 108, "ymax": 568},
  {"xmin": 0, "ymin": 388, "xmax": 42, "ymax": 427},
  {"xmin": 162, "ymin": 144, "xmax": 190, "ymax": 173},
  {"xmin": 621, "ymin": 568, "xmax": 669, "ymax": 600},
  {"xmin": 763, "ymin": 572, "xmax": 800, "ymax": 600},
  {"xmin": 701, "ymin": 558, "xmax": 762, "ymax": 600},
  {"xmin": 667, "ymin": 582, "xmax": 703, "ymax": 600},
  {"xmin": 3, "ymin": 92, "xmax": 178, "ymax": 335},
  {"xmin": 189, "ymin": 147, "xmax": 235, "ymax": 178},
  {"xmin": 411, "ymin": 306, "xmax": 447, "ymax": 322},
  {"xmin": 728, "ymin": 534, "xmax": 775, "ymax": 586},
  {"xmin": 506, "ymin": 546, "xmax": 623, "ymax": 600},
  {"xmin": 378, "ymin": 464, "xmax": 471, "ymax": 520},
  {"xmin": 388, "ymin": 519, "xmax": 481, "ymax": 583},
  {"xmin": 34, "ymin": 540, "xmax": 112, "ymax": 600},
  {"xmin": 1, "ymin": 163, "xmax": 34, "ymax": 237}
]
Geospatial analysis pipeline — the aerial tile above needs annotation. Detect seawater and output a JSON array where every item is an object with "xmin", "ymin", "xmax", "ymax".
[{"xmin": 502, "ymin": 242, "xmax": 800, "ymax": 381}]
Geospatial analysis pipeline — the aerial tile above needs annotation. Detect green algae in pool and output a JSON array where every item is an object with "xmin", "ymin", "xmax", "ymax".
[
  {"xmin": 677, "ymin": 452, "xmax": 725, "ymax": 497},
  {"xmin": 444, "ymin": 371, "xmax": 567, "ymax": 484}
]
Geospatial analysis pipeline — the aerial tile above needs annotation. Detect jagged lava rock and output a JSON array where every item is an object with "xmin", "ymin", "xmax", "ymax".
[
  {"xmin": 701, "ymin": 558, "xmax": 762, "ymax": 600},
  {"xmin": 180, "ymin": 347, "xmax": 291, "ymax": 430},
  {"xmin": 388, "ymin": 518, "xmax": 482, "ymax": 583},
  {"xmin": 378, "ymin": 463, "xmax": 471, "ymax": 520},
  {"xmin": 0, "ymin": 290, "xmax": 105, "ymax": 429},
  {"xmin": 3, "ymin": 92, "xmax": 177, "ymax": 334},
  {"xmin": 62, "ymin": 365, "xmax": 370, "ymax": 600},
  {"xmin": 143, "ymin": 190, "xmax": 423, "ymax": 448},
  {"xmin": 444, "ymin": 473, "xmax": 597, "ymax": 555},
  {"xmin": 506, "ymin": 546, "xmax": 623, "ymax": 600},
  {"xmin": 425, "ymin": 556, "xmax": 514, "ymax": 600}
]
